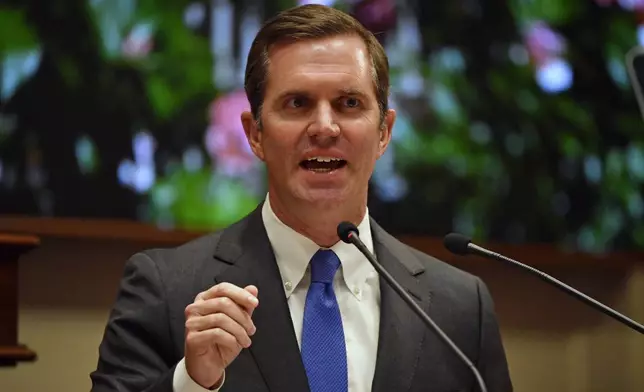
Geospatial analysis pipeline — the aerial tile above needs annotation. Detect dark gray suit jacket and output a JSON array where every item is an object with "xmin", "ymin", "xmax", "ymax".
[{"xmin": 90, "ymin": 204, "xmax": 513, "ymax": 392}]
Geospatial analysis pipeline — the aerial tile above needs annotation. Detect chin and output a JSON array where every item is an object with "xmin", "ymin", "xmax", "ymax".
[{"xmin": 294, "ymin": 186, "xmax": 353, "ymax": 206}]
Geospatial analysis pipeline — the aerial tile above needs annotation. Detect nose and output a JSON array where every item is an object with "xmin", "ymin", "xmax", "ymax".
[{"xmin": 306, "ymin": 102, "xmax": 340, "ymax": 142}]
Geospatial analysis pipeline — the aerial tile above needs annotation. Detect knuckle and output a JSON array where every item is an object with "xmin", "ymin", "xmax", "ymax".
[
  {"xmin": 214, "ymin": 282, "xmax": 232, "ymax": 295},
  {"xmin": 184, "ymin": 304, "xmax": 194, "ymax": 318},
  {"xmin": 185, "ymin": 333, "xmax": 199, "ymax": 347},
  {"xmin": 215, "ymin": 328, "xmax": 232, "ymax": 342},
  {"xmin": 216, "ymin": 296, "xmax": 233, "ymax": 308},
  {"xmin": 185, "ymin": 317, "xmax": 198, "ymax": 331},
  {"xmin": 185, "ymin": 302, "xmax": 202, "ymax": 318},
  {"xmin": 211, "ymin": 328, "xmax": 225, "ymax": 340},
  {"xmin": 209, "ymin": 312, "xmax": 224, "ymax": 325}
]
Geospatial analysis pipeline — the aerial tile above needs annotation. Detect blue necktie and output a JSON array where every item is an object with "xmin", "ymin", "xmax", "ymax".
[{"xmin": 301, "ymin": 249, "xmax": 348, "ymax": 392}]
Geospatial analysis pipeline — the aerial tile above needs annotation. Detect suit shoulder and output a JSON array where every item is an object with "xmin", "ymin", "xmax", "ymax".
[
  {"xmin": 135, "ymin": 231, "xmax": 224, "ymax": 272},
  {"xmin": 413, "ymin": 245, "xmax": 476, "ymax": 277},
  {"xmin": 371, "ymin": 219, "xmax": 479, "ymax": 287},
  {"xmin": 403, "ymin": 242, "xmax": 482, "ymax": 292},
  {"xmin": 395, "ymin": 243, "xmax": 493, "ymax": 318}
]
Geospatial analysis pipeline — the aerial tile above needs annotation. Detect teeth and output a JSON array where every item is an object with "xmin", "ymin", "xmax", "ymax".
[{"xmin": 307, "ymin": 157, "xmax": 341, "ymax": 163}]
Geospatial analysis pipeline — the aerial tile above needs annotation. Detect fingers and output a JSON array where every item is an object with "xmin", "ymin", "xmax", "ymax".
[
  {"xmin": 183, "ymin": 284, "xmax": 257, "ymax": 388},
  {"xmin": 186, "ymin": 327, "xmax": 243, "ymax": 353},
  {"xmin": 196, "ymin": 282, "xmax": 259, "ymax": 314},
  {"xmin": 186, "ymin": 283, "xmax": 259, "ymax": 339},
  {"xmin": 186, "ymin": 297, "xmax": 256, "ymax": 336},
  {"xmin": 186, "ymin": 313, "xmax": 253, "ymax": 348}
]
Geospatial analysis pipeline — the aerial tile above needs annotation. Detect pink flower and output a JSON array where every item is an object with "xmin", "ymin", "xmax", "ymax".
[
  {"xmin": 524, "ymin": 21, "xmax": 566, "ymax": 66},
  {"xmin": 205, "ymin": 89, "xmax": 258, "ymax": 177}
]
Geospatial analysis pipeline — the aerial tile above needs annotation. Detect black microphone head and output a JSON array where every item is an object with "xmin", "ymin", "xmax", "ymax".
[
  {"xmin": 337, "ymin": 221, "xmax": 359, "ymax": 243},
  {"xmin": 443, "ymin": 233, "xmax": 472, "ymax": 255}
]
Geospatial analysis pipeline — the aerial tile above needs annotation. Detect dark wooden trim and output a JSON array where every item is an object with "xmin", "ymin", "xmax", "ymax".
[
  {"xmin": 0, "ymin": 215, "xmax": 642, "ymax": 267},
  {"xmin": 0, "ymin": 215, "xmax": 197, "ymax": 244},
  {"xmin": 0, "ymin": 233, "xmax": 40, "ymax": 248},
  {"xmin": 0, "ymin": 232, "xmax": 39, "ymax": 367},
  {"xmin": 0, "ymin": 345, "xmax": 37, "ymax": 366}
]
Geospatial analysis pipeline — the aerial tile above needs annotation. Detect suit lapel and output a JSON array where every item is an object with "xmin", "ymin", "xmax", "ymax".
[
  {"xmin": 370, "ymin": 220, "xmax": 433, "ymax": 392},
  {"xmin": 212, "ymin": 205, "xmax": 310, "ymax": 392}
]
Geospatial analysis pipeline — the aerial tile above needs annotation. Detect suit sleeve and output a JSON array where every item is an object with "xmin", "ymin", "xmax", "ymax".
[
  {"xmin": 90, "ymin": 252, "xmax": 179, "ymax": 392},
  {"xmin": 476, "ymin": 278, "xmax": 514, "ymax": 392}
]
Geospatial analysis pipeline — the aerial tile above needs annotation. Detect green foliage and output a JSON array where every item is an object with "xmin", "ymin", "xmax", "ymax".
[
  {"xmin": 149, "ymin": 168, "xmax": 260, "ymax": 229},
  {"xmin": 509, "ymin": 0, "xmax": 585, "ymax": 25},
  {"xmin": 0, "ymin": 7, "xmax": 38, "ymax": 53},
  {"xmin": 86, "ymin": 0, "xmax": 213, "ymax": 119}
]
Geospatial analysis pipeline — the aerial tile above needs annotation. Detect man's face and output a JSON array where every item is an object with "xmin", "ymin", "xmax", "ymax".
[{"xmin": 242, "ymin": 34, "xmax": 395, "ymax": 208}]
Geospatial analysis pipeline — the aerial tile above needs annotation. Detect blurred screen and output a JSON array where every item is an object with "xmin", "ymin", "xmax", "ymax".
[{"xmin": 1, "ymin": 0, "xmax": 644, "ymax": 253}]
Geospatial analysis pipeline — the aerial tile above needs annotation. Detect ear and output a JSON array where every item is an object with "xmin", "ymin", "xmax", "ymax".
[
  {"xmin": 377, "ymin": 109, "xmax": 396, "ymax": 158},
  {"xmin": 241, "ymin": 111, "xmax": 265, "ymax": 161}
]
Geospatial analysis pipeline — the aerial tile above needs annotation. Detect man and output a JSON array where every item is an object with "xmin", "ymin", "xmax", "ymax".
[{"xmin": 90, "ymin": 4, "xmax": 513, "ymax": 392}]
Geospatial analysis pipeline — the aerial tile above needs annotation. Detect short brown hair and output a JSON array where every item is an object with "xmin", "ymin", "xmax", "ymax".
[{"xmin": 244, "ymin": 4, "xmax": 390, "ymax": 123}]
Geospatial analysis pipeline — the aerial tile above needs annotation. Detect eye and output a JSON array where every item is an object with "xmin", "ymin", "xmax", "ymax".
[
  {"xmin": 341, "ymin": 96, "xmax": 361, "ymax": 109},
  {"xmin": 286, "ymin": 96, "xmax": 307, "ymax": 108}
]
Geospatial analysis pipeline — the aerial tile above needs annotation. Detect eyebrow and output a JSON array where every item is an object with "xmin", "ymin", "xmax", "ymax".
[
  {"xmin": 338, "ymin": 87, "xmax": 369, "ymax": 97},
  {"xmin": 274, "ymin": 90, "xmax": 307, "ymax": 101},
  {"xmin": 274, "ymin": 88, "xmax": 369, "ymax": 102}
]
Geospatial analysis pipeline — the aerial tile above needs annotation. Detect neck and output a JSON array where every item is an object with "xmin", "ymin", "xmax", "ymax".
[{"xmin": 268, "ymin": 192, "xmax": 366, "ymax": 248}]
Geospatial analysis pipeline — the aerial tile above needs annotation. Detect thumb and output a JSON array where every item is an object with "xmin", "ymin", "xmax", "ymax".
[
  {"xmin": 244, "ymin": 285, "xmax": 259, "ymax": 299},
  {"xmin": 244, "ymin": 285, "xmax": 259, "ymax": 316}
]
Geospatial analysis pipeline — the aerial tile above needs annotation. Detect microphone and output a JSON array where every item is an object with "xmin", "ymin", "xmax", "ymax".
[
  {"xmin": 337, "ymin": 222, "xmax": 488, "ymax": 392},
  {"xmin": 443, "ymin": 233, "xmax": 644, "ymax": 334}
]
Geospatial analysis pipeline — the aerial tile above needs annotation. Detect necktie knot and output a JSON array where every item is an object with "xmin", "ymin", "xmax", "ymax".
[{"xmin": 310, "ymin": 249, "xmax": 341, "ymax": 284}]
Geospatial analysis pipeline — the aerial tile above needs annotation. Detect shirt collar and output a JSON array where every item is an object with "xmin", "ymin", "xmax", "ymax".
[{"xmin": 261, "ymin": 194, "xmax": 375, "ymax": 301}]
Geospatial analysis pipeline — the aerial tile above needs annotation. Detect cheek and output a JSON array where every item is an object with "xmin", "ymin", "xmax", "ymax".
[
  {"xmin": 261, "ymin": 125, "xmax": 301, "ymax": 165},
  {"xmin": 351, "ymin": 127, "xmax": 383, "ymax": 161}
]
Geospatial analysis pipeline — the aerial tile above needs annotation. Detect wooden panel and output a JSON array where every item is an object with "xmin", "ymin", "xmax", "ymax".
[
  {"xmin": 0, "ymin": 215, "xmax": 642, "ymax": 268},
  {"xmin": 0, "ymin": 233, "xmax": 39, "ymax": 367},
  {"xmin": 0, "ymin": 215, "xmax": 197, "ymax": 244}
]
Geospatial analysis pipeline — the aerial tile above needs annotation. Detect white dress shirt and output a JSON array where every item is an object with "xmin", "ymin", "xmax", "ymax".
[{"xmin": 173, "ymin": 195, "xmax": 381, "ymax": 392}]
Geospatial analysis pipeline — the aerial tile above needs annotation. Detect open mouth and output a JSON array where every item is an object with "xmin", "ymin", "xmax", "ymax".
[{"xmin": 300, "ymin": 157, "xmax": 348, "ymax": 173}]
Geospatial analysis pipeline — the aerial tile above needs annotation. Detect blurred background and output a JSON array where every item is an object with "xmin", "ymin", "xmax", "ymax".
[
  {"xmin": 2, "ymin": 0, "xmax": 644, "ymax": 252},
  {"xmin": 1, "ymin": 0, "xmax": 644, "ymax": 391}
]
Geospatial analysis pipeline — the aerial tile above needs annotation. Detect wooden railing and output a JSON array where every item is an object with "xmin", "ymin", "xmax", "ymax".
[
  {"xmin": 0, "ymin": 214, "xmax": 641, "ymax": 268},
  {"xmin": 0, "ymin": 233, "xmax": 39, "ymax": 367}
]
